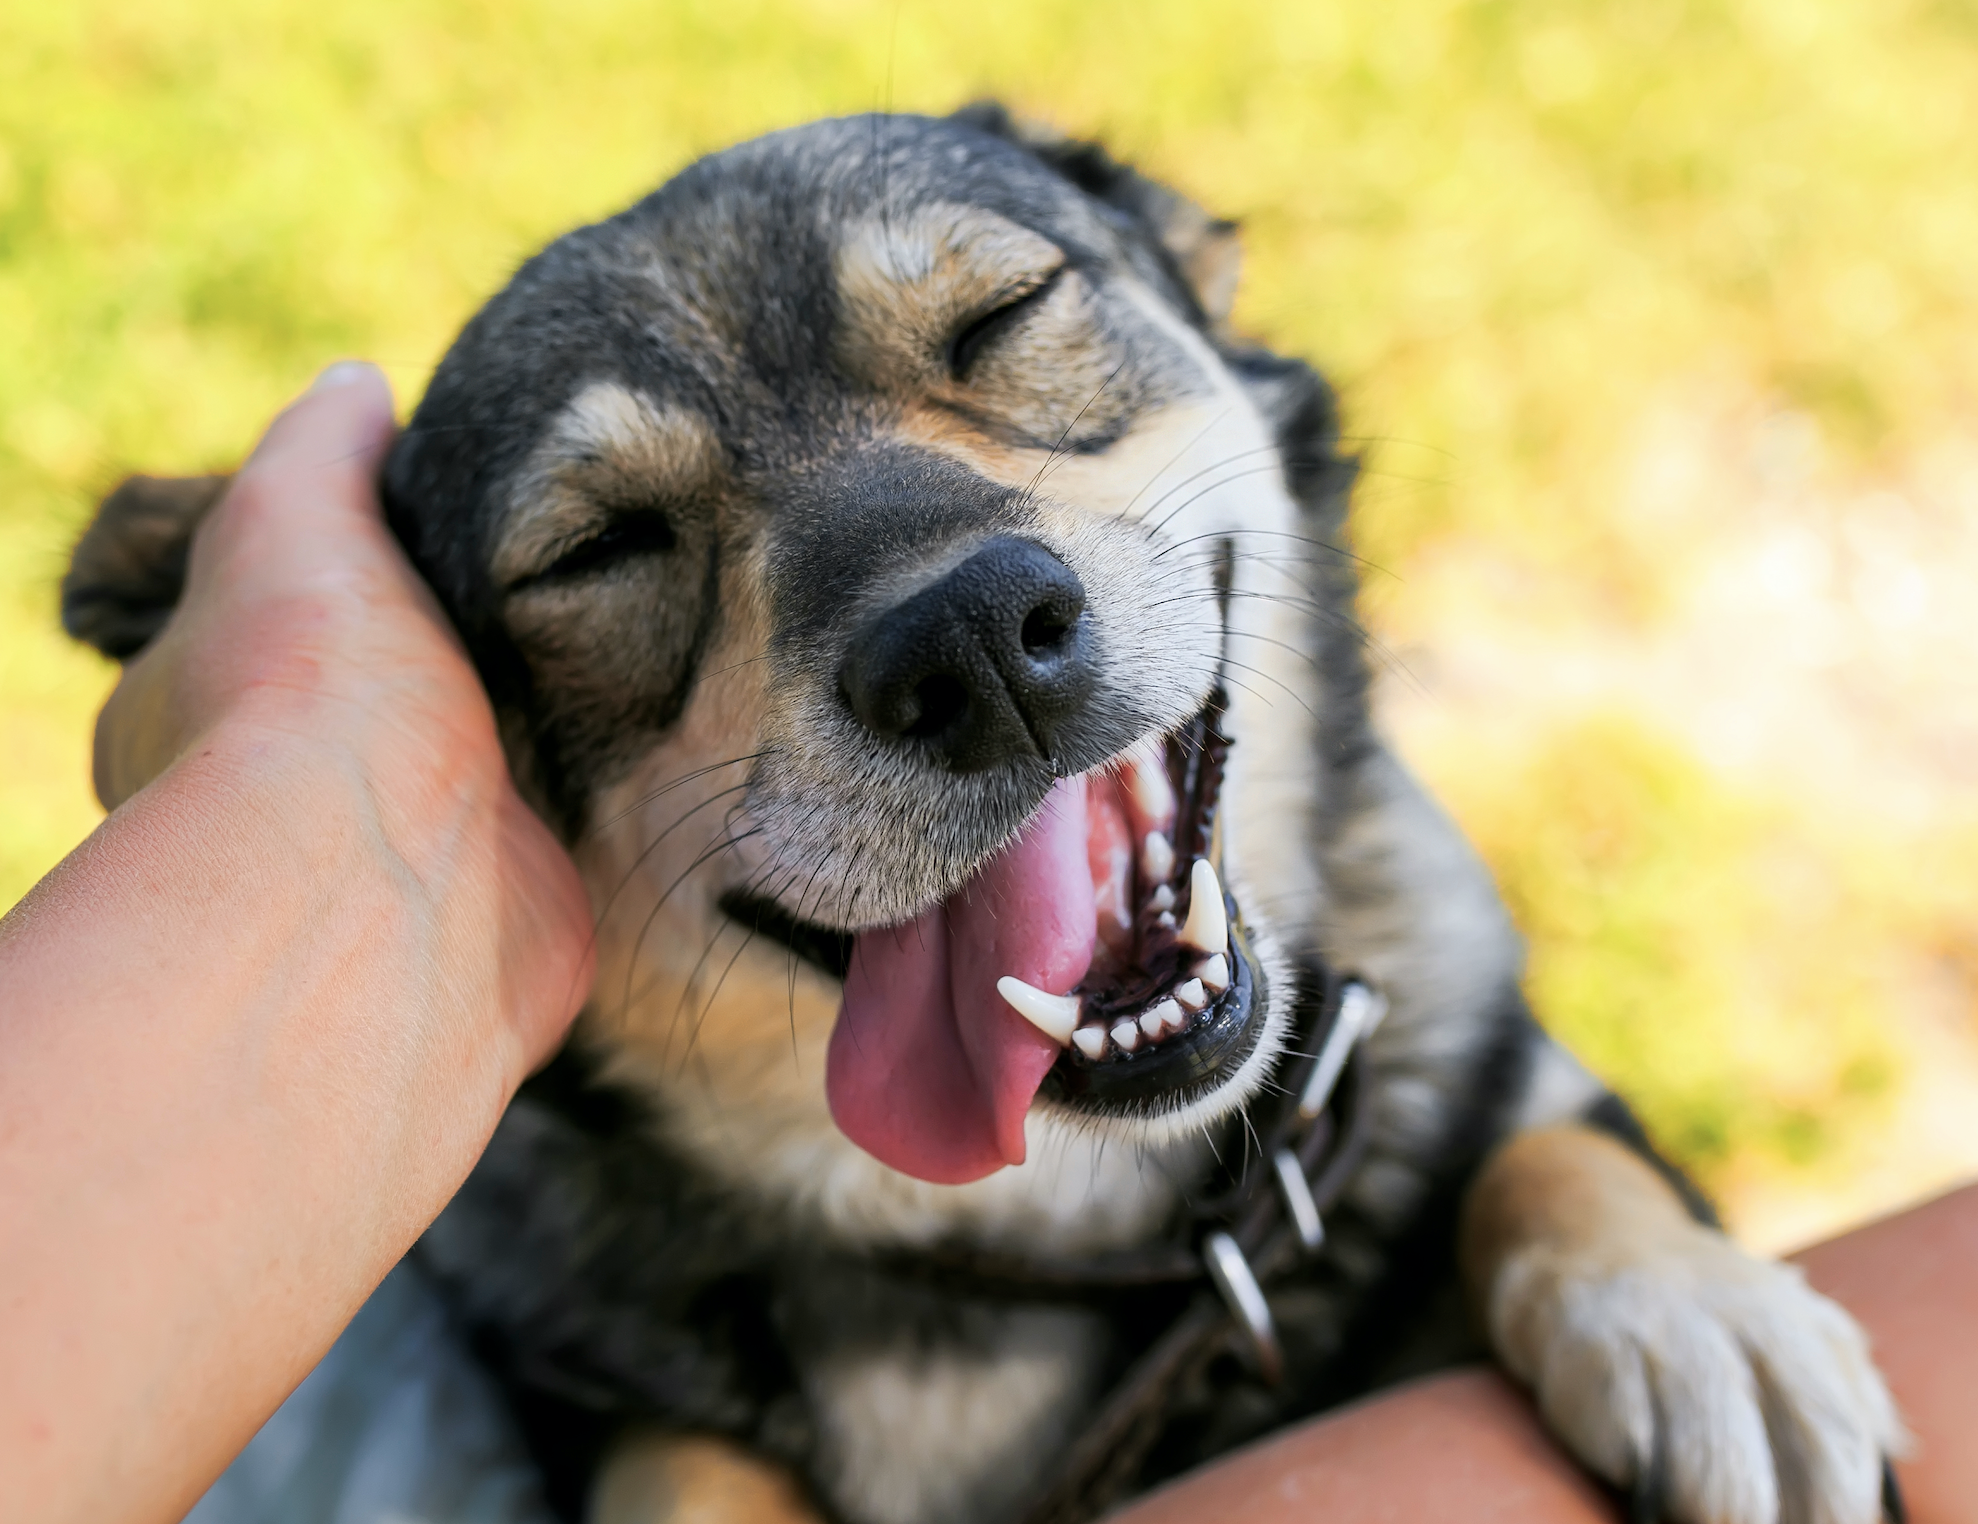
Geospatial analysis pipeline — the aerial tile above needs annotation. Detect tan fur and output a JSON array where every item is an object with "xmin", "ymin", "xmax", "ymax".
[
  {"xmin": 493, "ymin": 382, "xmax": 724, "ymax": 588},
  {"xmin": 1460, "ymin": 1125, "xmax": 1693, "ymax": 1299},
  {"xmin": 590, "ymin": 1433, "xmax": 821, "ymax": 1524},
  {"xmin": 835, "ymin": 205, "xmax": 1064, "ymax": 393}
]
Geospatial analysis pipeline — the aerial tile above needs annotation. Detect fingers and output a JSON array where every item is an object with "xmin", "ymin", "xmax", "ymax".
[
  {"xmin": 94, "ymin": 363, "xmax": 405, "ymax": 808},
  {"xmin": 242, "ymin": 361, "xmax": 396, "ymax": 504},
  {"xmin": 187, "ymin": 362, "xmax": 401, "ymax": 600}
]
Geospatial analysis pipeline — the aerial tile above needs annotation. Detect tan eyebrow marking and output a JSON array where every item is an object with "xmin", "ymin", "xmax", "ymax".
[
  {"xmin": 833, "ymin": 204, "xmax": 1065, "ymax": 386},
  {"xmin": 493, "ymin": 381, "xmax": 721, "ymax": 589}
]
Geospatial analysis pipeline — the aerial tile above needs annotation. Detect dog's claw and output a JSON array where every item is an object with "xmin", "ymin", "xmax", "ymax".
[
  {"xmin": 1627, "ymin": 1408, "xmax": 1670, "ymax": 1524},
  {"xmin": 1881, "ymin": 1458, "xmax": 1907, "ymax": 1524}
]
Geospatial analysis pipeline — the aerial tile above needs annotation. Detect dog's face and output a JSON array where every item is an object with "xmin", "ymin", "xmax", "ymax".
[{"xmin": 384, "ymin": 111, "xmax": 1337, "ymax": 1198}]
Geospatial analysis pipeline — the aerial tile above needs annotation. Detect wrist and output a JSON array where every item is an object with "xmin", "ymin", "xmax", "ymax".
[
  {"xmin": 167, "ymin": 708, "xmax": 538, "ymax": 1107},
  {"xmin": 0, "ymin": 710, "xmax": 525, "ymax": 1522}
]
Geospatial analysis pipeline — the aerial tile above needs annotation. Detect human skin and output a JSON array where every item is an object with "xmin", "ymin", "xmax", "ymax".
[
  {"xmin": 0, "ymin": 365, "xmax": 594, "ymax": 1524},
  {"xmin": 1109, "ymin": 1182, "xmax": 1978, "ymax": 1524}
]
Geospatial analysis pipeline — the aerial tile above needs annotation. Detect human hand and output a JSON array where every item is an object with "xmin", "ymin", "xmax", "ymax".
[
  {"xmin": 92, "ymin": 361, "xmax": 593, "ymax": 1075},
  {"xmin": 0, "ymin": 363, "xmax": 593, "ymax": 1521}
]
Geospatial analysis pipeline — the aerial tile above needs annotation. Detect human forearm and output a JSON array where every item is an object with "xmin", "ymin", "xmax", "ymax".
[
  {"xmin": 0, "ymin": 717, "xmax": 553, "ymax": 1522},
  {"xmin": 0, "ymin": 365, "xmax": 593, "ymax": 1523}
]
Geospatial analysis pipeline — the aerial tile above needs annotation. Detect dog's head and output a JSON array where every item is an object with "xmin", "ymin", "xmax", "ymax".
[{"xmin": 69, "ymin": 108, "xmax": 1356, "ymax": 1197}]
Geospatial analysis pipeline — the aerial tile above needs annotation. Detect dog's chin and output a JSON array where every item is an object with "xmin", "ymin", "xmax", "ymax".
[{"xmin": 722, "ymin": 690, "xmax": 1288, "ymax": 1148}]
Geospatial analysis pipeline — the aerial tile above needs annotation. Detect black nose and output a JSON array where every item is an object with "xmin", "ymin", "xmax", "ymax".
[{"xmin": 839, "ymin": 537, "xmax": 1093, "ymax": 774}]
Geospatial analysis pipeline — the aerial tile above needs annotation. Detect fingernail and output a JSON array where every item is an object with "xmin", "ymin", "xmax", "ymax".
[{"xmin": 308, "ymin": 361, "xmax": 375, "ymax": 394}]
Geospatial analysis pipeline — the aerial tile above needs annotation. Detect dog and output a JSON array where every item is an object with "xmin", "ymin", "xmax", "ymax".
[{"xmin": 64, "ymin": 105, "xmax": 1901, "ymax": 1524}]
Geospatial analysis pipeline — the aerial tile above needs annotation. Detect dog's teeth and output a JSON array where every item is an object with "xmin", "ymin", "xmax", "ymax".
[
  {"xmin": 1071, "ymin": 1025, "xmax": 1108, "ymax": 1061},
  {"xmin": 1141, "ymin": 831, "xmax": 1175, "ymax": 885},
  {"xmin": 1141, "ymin": 998, "xmax": 1183, "ymax": 1038},
  {"xmin": 1195, "ymin": 953, "xmax": 1230, "ymax": 992},
  {"xmin": 1109, "ymin": 1020, "xmax": 1141, "ymax": 1053},
  {"xmin": 1149, "ymin": 884, "xmax": 1175, "ymax": 913},
  {"xmin": 1155, "ymin": 910, "xmax": 1176, "ymax": 931},
  {"xmin": 996, "ymin": 977, "xmax": 1080, "ymax": 1045},
  {"xmin": 1173, "ymin": 978, "xmax": 1208, "ymax": 1013},
  {"xmin": 1179, "ymin": 858, "xmax": 1228, "ymax": 954},
  {"xmin": 1128, "ymin": 746, "xmax": 1175, "ymax": 825}
]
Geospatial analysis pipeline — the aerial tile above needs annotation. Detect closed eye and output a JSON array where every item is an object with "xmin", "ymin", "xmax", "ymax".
[
  {"xmin": 947, "ymin": 267, "xmax": 1066, "ymax": 380},
  {"xmin": 509, "ymin": 509, "xmax": 677, "ymax": 591}
]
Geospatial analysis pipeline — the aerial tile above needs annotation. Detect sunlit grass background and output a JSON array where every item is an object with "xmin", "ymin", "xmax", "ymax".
[{"xmin": 6, "ymin": 0, "xmax": 1976, "ymax": 1246}]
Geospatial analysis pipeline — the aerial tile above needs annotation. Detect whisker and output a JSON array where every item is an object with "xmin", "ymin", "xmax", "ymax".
[
  {"xmin": 1119, "ymin": 407, "xmax": 1233, "ymax": 520},
  {"xmin": 1021, "ymin": 360, "xmax": 1131, "ymax": 507},
  {"xmin": 590, "ymin": 752, "xmax": 768, "ymax": 834},
  {"xmin": 589, "ymin": 779, "xmax": 755, "ymax": 941},
  {"xmin": 615, "ymin": 824, "xmax": 765, "ymax": 1024},
  {"xmin": 1151, "ymin": 526, "xmax": 1382, "ymax": 577},
  {"xmin": 1128, "ymin": 445, "xmax": 1283, "ymax": 529},
  {"xmin": 1142, "ymin": 462, "xmax": 1295, "ymax": 540}
]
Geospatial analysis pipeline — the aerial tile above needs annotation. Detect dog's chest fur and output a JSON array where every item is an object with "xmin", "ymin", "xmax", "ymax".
[{"xmin": 418, "ymin": 691, "xmax": 1543, "ymax": 1524}]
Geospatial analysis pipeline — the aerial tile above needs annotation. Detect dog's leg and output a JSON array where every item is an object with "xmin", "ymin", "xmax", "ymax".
[
  {"xmin": 588, "ymin": 1431, "xmax": 824, "ymax": 1524},
  {"xmin": 1460, "ymin": 1121, "xmax": 1902, "ymax": 1524}
]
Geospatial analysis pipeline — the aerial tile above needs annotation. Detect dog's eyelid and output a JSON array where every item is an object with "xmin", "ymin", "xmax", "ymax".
[
  {"xmin": 946, "ymin": 263, "xmax": 1069, "ymax": 379},
  {"xmin": 505, "ymin": 506, "xmax": 678, "ymax": 593}
]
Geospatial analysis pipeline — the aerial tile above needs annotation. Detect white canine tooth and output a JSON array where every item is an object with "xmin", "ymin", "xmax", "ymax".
[
  {"xmin": 1141, "ymin": 831, "xmax": 1175, "ymax": 885},
  {"xmin": 1156, "ymin": 911, "xmax": 1176, "ymax": 930},
  {"xmin": 1072, "ymin": 1026, "xmax": 1108, "ymax": 1061},
  {"xmin": 1128, "ymin": 746, "xmax": 1176, "ymax": 825},
  {"xmin": 1174, "ymin": 978, "xmax": 1208, "ymax": 1013},
  {"xmin": 1196, "ymin": 953, "xmax": 1231, "ymax": 992},
  {"xmin": 1149, "ymin": 885, "xmax": 1175, "ymax": 912},
  {"xmin": 996, "ymin": 976, "xmax": 1080, "ymax": 1046},
  {"xmin": 1110, "ymin": 1020, "xmax": 1141, "ymax": 1053},
  {"xmin": 1142, "ymin": 998, "xmax": 1184, "ymax": 1037},
  {"xmin": 1179, "ymin": 858, "xmax": 1229, "ymax": 954}
]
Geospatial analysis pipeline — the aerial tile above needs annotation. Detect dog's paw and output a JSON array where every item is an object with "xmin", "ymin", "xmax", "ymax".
[{"xmin": 1487, "ymin": 1226, "xmax": 1902, "ymax": 1524}]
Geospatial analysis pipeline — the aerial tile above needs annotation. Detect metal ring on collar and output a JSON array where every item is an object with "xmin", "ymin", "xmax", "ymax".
[{"xmin": 1202, "ymin": 1231, "xmax": 1282, "ymax": 1384}]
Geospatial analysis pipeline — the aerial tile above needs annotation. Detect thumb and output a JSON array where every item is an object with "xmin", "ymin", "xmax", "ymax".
[
  {"xmin": 94, "ymin": 364, "xmax": 403, "ymax": 808},
  {"xmin": 247, "ymin": 361, "xmax": 397, "ymax": 486}
]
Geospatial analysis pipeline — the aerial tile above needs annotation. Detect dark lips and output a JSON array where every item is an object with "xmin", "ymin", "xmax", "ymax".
[{"xmin": 1040, "ymin": 900, "xmax": 1266, "ymax": 1113}]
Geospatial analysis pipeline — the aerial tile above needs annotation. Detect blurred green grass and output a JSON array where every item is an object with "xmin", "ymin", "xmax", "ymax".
[{"xmin": 5, "ymin": 0, "xmax": 1976, "ymax": 1200}]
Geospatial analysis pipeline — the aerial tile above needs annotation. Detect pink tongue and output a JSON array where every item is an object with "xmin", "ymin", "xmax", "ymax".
[{"xmin": 826, "ymin": 777, "xmax": 1098, "ymax": 1184}]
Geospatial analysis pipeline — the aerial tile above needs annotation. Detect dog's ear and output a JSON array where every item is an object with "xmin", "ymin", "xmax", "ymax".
[
  {"xmin": 950, "ymin": 101, "xmax": 1243, "ymax": 327},
  {"xmin": 62, "ymin": 473, "xmax": 231, "ymax": 660}
]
